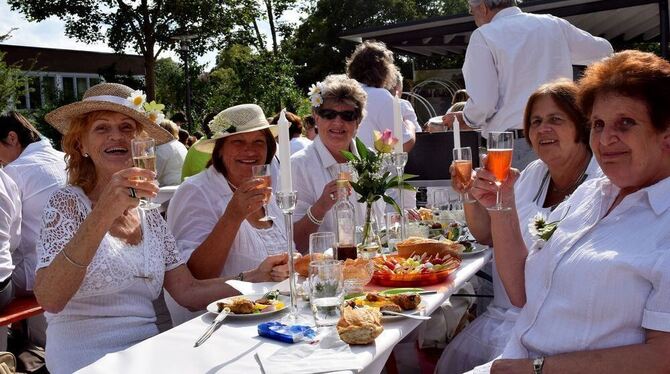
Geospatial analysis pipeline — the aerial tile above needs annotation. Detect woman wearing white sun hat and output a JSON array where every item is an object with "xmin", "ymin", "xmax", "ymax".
[{"xmin": 35, "ymin": 84, "xmax": 288, "ymax": 373}]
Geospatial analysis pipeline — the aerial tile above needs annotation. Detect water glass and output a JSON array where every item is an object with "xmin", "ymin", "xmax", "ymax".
[
  {"xmin": 130, "ymin": 137, "xmax": 160, "ymax": 210},
  {"xmin": 309, "ymin": 260, "xmax": 344, "ymax": 327},
  {"xmin": 309, "ymin": 232, "xmax": 337, "ymax": 260}
]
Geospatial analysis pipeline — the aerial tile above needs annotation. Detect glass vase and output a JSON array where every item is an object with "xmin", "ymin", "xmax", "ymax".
[{"xmin": 357, "ymin": 202, "xmax": 381, "ymax": 259}]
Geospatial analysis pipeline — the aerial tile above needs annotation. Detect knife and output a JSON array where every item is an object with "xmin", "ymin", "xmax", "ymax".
[{"xmin": 194, "ymin": 307, "xmax": 230, "ymax": 347}]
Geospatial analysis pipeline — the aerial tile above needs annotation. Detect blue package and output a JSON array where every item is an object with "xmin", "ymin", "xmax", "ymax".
[{"xmin": 257, "ymin": 322, "xmax": 317, "ymax": 344}]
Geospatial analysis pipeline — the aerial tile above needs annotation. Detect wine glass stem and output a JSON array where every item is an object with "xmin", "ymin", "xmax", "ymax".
[{"xmin": 495, "ymin": 184, "xmax": 502, "ymax": 209}]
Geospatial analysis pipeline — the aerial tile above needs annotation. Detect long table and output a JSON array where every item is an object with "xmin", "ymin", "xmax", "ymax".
[{"xmin": 79, "ymin": 250, "xmax": 491, "ymax": 374}]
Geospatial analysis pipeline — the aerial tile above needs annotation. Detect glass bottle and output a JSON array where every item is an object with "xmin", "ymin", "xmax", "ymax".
[{"xmin": 334, "ymin": 180, "xmax": 357, "ymax": 260}]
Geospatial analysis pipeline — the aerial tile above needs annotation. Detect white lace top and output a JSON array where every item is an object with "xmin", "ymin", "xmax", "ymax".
[{"xmin": 36, "ymin": 186, "xmax": 183, "ymax": 374}]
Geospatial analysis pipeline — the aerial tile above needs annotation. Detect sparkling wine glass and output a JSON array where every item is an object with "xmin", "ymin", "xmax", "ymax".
[
  {"xmin": 452, "ymin": 147, "xmax": 475, "ymax": 203},
  {"xmin": 130, "ymin": 137, "xmax": 160, "ymax": 210},
  {"xmin": 251, "ymin": 164, "xmax": 275, "ymax": 222},
  {"xmin": 486, "ymin": 131, "xmax": 514, "ymax": 211}
]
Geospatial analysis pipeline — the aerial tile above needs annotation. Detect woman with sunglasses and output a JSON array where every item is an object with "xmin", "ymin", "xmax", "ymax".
[{"xmin": 291, "ymin": 74, "xmax": 385, "ymax": 252}]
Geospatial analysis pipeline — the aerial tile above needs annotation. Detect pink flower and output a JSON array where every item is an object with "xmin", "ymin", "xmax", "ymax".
[{"xmin": 373, "ymin": 129, "xmax": 398, "ymax": 153}]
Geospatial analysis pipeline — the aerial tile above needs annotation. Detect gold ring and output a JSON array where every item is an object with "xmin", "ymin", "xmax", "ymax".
[{"xmin": 329, "ymin": 193, "xmax": 336, "ymax": 201}]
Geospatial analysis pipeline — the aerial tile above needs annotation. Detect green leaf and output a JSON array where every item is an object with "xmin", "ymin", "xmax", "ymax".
[
  {"xmin": 355, "ymin": 137, "xmax": 369, "ymax": 159},
  {"xmin": 341, "ymin": 150, "xmax": 357, "ymax": 162},
  {"xmin": 382, "ymin": 194, "xmax": 401, "ymax": 214}
]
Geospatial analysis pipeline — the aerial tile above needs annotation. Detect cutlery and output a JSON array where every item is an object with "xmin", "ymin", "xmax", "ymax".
[
  {"xmin": 194, "ymin": 307, "xmax": 230, "ymax": 347},
  {"xmin": 381, "ymin": 310, "xmax": 431, "ymax": 320}
]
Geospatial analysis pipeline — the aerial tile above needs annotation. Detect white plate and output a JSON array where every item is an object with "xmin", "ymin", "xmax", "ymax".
[
  {"xmin": 428, "ymin": 116, "xmax": 444, "ymax": 125},
  {"xmin": 347, "ymin": 294, "xmax": 426, "ymax": 320},
  {"xmin": 459, "ymin": 243, "xmax": 489, "ymax": 257},
  {"xmin": 206, "ymin": 293, "xmax": 289, "ymax": 318}
]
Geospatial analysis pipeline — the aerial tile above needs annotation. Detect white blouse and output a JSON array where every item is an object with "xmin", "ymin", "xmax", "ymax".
[
  {"xmin": 0, "ymin": 170, "xmax": 20, "ymax": 282},
  {"xmin": 166, "ymin": 166, "xmax": 287, "ymax": 325},
  {"xmin": 502, "ymin": 175, "xmax": 670, "ymax": 358},
  {"xmin": 36, "ymin": 187, "xmax": 183, "ymax": 374},
  {"xmin": 4, "ymin": 139, "xmax": 67, "ymax": 292},
  {"xmin": 290, "ymin": 136, "xmax": 385, "ymax": 245},
  {"xmin": 357, "ymin": 84, "xmax": 414, "ymax": 147}
]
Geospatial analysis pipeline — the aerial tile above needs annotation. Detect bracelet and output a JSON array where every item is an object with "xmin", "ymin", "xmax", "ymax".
[
  {"xmin": 61, "ymin": 249, "xmax": 88, "ymax": 269},
  {"xmin": 306, "ymin": 206, "xmax": 324, "ymax": 226}
]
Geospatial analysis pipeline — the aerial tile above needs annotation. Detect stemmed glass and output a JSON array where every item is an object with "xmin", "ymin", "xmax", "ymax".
[
  {"xmin": 486, "ymin": 131, "xmax": 514, "ymax": 211},
  {"xmin": 251, "ymin": 164, "xmax": 275, "ymax": 222},
  {"xmin": 452, "ymin": 147, "xmax": 475, "ymax": 203},
  {"xmin": 130, "ymin": 137, "xmax": 161, "ymax": 210}
]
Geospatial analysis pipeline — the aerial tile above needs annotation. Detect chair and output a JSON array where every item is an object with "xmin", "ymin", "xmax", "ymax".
[{"xmin": 0, "ymin": 297, "xmax": 43, "ymax": 327}]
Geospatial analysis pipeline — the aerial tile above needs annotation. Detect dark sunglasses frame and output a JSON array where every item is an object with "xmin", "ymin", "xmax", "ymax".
[{"xmin": 317, "ymin": 108, "xmax": 359, "ymax": 122}]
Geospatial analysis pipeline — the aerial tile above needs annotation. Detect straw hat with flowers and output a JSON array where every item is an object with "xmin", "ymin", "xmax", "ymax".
[
  {"xmin": 195, "ymin": 104, "xmax": 276, "ymax": 153},
  {"xmin": 45, "ymin": 83, "xmax": 173, "ymax": 145}
]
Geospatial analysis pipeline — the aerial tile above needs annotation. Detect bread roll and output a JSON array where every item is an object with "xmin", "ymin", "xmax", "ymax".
[
  {"xmin": 337, "ymin": 306, "xmax": 383, "ymax": 345},
  {"xmin": 294, "ymin": 253, "xmax": 325, "ymax": 277},
  {"xmin": 396, "ymin": 236, "xmax": 462, "ymax": 258}
]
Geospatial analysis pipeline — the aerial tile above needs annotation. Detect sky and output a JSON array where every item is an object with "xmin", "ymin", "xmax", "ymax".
[{"xmin": 0, "ymin": 0, "xmax": 302, "ymax": 69}]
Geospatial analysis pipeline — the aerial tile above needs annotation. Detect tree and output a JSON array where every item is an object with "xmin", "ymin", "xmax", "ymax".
[
  {"xmin": 1, "ymin": 29, "xmax": 30, "ymax": 112},
  {"xmin": 284, "ymin": 0, "xmax": 469, "ymax": 90},
  {"xmin": 9, "ymin": 0, "xmax": 237, "ymax": 100}
]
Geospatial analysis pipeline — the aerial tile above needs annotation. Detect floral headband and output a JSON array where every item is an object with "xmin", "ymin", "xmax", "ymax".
[
  {"xmin": 307, "ymin": 81, "xmax": 325, "ymax": 107},
  {"xmin": 126, "ymin": 90, "xmax": 166, "ymax": 125}
]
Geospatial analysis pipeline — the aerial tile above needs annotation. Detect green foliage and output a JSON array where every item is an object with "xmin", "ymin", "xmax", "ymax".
[{"xmin": 0, "ymin": 51, "xmax": 30, "ymax": 113}]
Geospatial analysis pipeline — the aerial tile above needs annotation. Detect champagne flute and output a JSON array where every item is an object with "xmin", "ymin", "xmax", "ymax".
[
  {"xmin": 452, "ymin": 147, "xmax": 475, "ymax": 203},
  {"xmin": 130, "ymin": 137, "xmax": 160, "ymax": 210},
  {"xmin": 251, "ymin": 164, "xmax": 275, "ymax": 222},
  {"xmin": 486, "ymin": 131, "xmax": 514, "ymax": 211}
]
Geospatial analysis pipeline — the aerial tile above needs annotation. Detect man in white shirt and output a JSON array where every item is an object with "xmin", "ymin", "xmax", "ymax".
[{"xmin": 444, "ymin": 0, "xmax": 612, "ymax": 168}]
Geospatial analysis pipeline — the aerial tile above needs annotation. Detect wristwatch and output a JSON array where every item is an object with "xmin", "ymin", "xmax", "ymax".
[
  {"xmin": 532, "ymin": 357, "xmax": 545, "ymax": 374},
  {"xmin": 235, "ymin": 272, "xmax": 244, "ymax": 281}
]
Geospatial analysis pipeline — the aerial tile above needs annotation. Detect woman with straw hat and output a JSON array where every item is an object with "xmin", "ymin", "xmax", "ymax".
[
  {"xmin": 166, "ymin": 103, "xmax": 289, "ymax": 326},
  {"xmin": 34, "ymin": 83, "xmax": 288, "ymax": 373}
]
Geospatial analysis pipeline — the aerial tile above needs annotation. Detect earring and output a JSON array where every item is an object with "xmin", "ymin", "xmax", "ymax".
[{"xmin": 83, "ymin": 153, "xmax": 89, "ymax": 158}]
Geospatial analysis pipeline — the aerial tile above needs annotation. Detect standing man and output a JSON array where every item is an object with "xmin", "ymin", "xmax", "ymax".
[{"xmin": 444, "ymin": 0, "xmax": 612, "ymax": 168}]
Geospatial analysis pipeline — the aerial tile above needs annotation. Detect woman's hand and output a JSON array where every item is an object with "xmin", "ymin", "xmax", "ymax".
[
  {"xmin": 245, "ymin": 253, "xmax": 289, "ymax": 282},
  {"xmin": 226, "ymin": 178, "xmax": 271, "ymax": 221},
  {"xmin": 449, "ymin": 162, "xmax": 474, "ymax": 194},
  {"xmin": 313, "ymin": 180, "xmax": 347, "ymax": 217},
  {"xmin": 469, "ymin": 155, "xmax": 520, "ymax": 210},
  {"xmin": 96, "ymin": 167, "xmax": 157, "ymax": 218}
]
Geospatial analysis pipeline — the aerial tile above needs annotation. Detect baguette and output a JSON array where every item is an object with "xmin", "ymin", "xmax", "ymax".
[{"xmin": 396, "ymin": 236, "xmax": 462, "ymax": 258}]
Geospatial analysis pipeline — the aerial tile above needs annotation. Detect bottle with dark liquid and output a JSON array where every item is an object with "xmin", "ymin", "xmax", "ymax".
[{"xmin": 334, "ymin": 180, "xmax": 357, "ymax": 260}]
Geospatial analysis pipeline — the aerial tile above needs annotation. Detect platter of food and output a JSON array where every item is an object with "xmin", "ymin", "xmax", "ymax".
[
  {"xmin": 395, "ymin": 236, "xmax": 464, "ymax": 258},
  {"xmin": 344, "ymin": 291, "xmax": 424, "ymax": 320},
  {"xmin": 372, "ymin": 253, "xmax": 461, "ymax": 287},
  {"xmin": 206, "ymin": 291, "xmax": 288, "ymax": 318}
]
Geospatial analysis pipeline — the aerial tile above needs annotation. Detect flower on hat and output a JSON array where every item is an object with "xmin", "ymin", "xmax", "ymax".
[
  {"xmin": 308, "ymin": 81, "xmax": 325, "ymax": 107},
  {"xmin": 143, "ymin": 101, "xmax": 166, "ymax": 124},
  {"xmin": 127, "ymin": 90, "xmax": 146, "ymax": 109},
  {"xmin": 209, "ymin": 111, "xmax": 237, "ymax": 135},
  {"xmin": 373, "ymin": 129, "xmax": 398, "ymax": 154}
]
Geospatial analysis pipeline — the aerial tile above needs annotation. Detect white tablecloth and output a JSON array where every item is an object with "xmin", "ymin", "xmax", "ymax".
[{"xmin": 78, "ymin": 250, "xmax": 491, "ymax": 374}]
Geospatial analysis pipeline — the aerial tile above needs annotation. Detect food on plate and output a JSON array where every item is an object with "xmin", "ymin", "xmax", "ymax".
[
  {"xmin": 345, "ymin": 292, "xmax": 422, "ymax": 314},
  {"xmin": 337, "ymin": 306, "xmax": 383, "ymax": 345},
  {"xmin": 373, "ymin": 253, "xmax": 461, "ymax": 275},
  {"xmin": 396, "ymin": 236, "xmax": 463, "ymax": 258},
  {"xmin": 295, "ymin": 253, "xmax": 325, "ymax": 277},
  {"xmin": 216, "ymin": 291, "xmax": 285, "ymax": 314},
  {"xmin": 417, "ymin": 207, "xmax": 434, "ymax": 221},
  {"xmin": 389, "ymin": 294, "xmax": 422, "ymax": 310}
]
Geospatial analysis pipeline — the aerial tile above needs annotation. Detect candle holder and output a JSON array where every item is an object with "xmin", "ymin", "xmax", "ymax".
[
  {"xmin": 391, "ymin": 152, "xmax": 408, "ymax": 240},
  {"xmin": 275, "ymin": 191, "xmax": 306, "ymax": 324}
]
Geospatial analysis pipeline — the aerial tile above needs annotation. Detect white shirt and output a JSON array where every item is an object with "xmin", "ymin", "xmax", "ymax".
[
  {"xmin": 357, "ymin": 84, "xmax": 414, "ymax": 147},
  {"xmin": 36, "ymin": 187, "xmax": 183, "ymax": 374},
  {"xmin": 400, "ymin": 99, "xmax": 421, "ymax": 133},
  {"xmin": 156, "ymin": 140, "xmax": 187, "ymax": 186},
  {"xmin": 290, "ymin": 136, "xmax": 312, "ymax": 155},
  {"xmin": 0, "ymin": 170, "xmax": 20, "ymax": 282},
  {"xmin": 166, "ymin": 166, "xmax": 287, "ymax": 325},
  {"xmin": 3, "ymin": 139, "xmax": 67, "ymax": 292},
  {"xmin": 502, "ymin": 175, "xmax": 670, "ymax": 359},
  {"xmin": 290, "ymin": 136, "xmax": 385, "ymax": 243},
  {"xmin": 461, "ymin": 7, "xmax": 612, "ymax": 136}
]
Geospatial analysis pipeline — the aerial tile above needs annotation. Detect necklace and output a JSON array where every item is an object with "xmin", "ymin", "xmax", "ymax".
[
  {"xmin": 227, "ymin": 180, "xmax": 238, "ymax": 192},
  {"xmin": 550, "ymin": 156, "xmax": 589, "ymax": 194}
]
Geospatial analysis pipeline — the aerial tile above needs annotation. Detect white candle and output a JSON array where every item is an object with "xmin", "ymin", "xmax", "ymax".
[
  {"xmin": 277, "ymin": 109, "xmax": 293, "ymax": 192},
  {"xmin": 453, "ymin": 116, "xmax": 461, "ymax": 151},
  {"xmin": 393, "ymin": 94, "xmax": 403, "ymax": 153}
]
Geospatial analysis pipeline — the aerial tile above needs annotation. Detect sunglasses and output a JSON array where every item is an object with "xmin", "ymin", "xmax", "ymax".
[{"xmin": 317, "ymin": 108, "xmax": 358, "ymax": 122}]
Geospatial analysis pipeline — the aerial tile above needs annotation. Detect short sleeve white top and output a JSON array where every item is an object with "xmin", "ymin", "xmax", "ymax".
[
  {"xmin": 400, "ymin": 98, "xmax": 421, "ymax": 133},
  {"xmin": 36, "ymin": 186, "xmax": 183, "ymax": 374},
  {"xmin": 156, "ymin": 139, "xmax": 187, "ymax": 186},
  {"xmin": 290, "ymin": 136, "xmax": 312, "ymax": 155},
  {"xmin": 3, "ymin": 139, "xmax": 67, "ymax": 292},
  {"xmin": 502, "ymin": 175, "xmax": 670, "ymax": 359},
  {"xmin": 290, "ymin": 136, "xmax": 385, "ymax": 241},
  {"xmin": 357, "ymin": 84, "xmax": 414, "ymax": 147},
  {"xmin": 0, "ymin": 170, "xmax": 20, "ymax": 282}
]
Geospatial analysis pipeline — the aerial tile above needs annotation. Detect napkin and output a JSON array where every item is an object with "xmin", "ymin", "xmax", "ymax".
[
  {"xmin": 256, "ymin": 330, "xmax": 363, "ymax": 374},
  {"xmin": 225, "ymin": 280, "xmax": 280, "ymax": 295}
]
